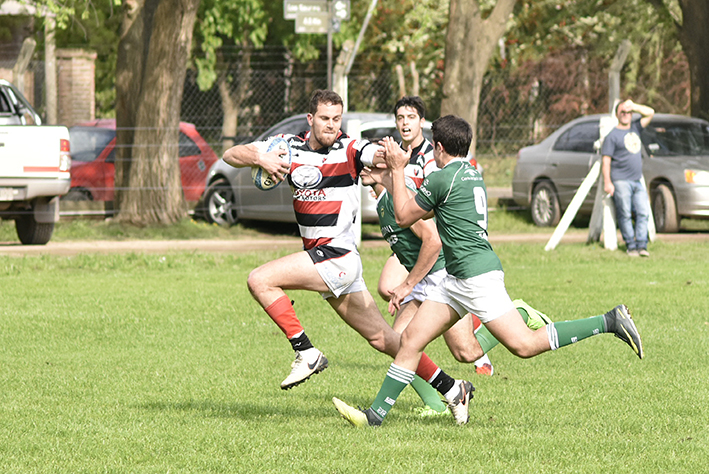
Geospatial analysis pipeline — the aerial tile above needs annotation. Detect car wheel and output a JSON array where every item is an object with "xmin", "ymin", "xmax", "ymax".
[
  {"xmin": 530, "ymin": 180, "xmax": 561, "ymax": 227},
  {"xmin": 652, "ymin": 183, "xmax": 679, "ymax": 233},
  {"xmin": 62, "ymin": 188, "xmax": 92, "ymax": 201},
  {"xmin": 204, "ymin": 178, "xmax": 238, "ymax": 226},
  {"xmin": 15, "ymin": 214, "xmax": 54, "ymax": 245}
]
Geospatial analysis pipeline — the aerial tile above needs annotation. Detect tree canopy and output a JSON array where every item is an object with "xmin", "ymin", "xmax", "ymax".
[{"xmin": 15, "ymin": 0, "xmax": 708, "ymax": 223}]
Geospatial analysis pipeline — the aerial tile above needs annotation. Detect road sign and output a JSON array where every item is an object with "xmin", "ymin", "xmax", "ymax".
[
  {"xmin": 332, "ymin": 0, "xmax": 350, "ymax": 21},
  {"xmin": 284, "ymin": 0, "xmax": 327, "ymax": 21},
  {"xmin": 295, "ymin": 12, "xmax": 330, "ymax": 34}
]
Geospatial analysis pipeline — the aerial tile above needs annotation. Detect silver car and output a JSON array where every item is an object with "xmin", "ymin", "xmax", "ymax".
[
  {"xmin": 512, "ymin": 113, "xmax": 709, "ymax": 232},
  {"xmin": 201, "ymin": 113, "xmax": 432, "ymax": 225}
]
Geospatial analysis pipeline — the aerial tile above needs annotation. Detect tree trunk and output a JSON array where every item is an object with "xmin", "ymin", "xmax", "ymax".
[
  {"xmin": 115, "ymin": 0, "xmax": 200, "ymax": 225},
  {"xmin": 218, "ymin": 77, "xmax": 237, "ymax": 154},
  {"xmin": 218, "ymin": 47, "xmax": 252, "ymax": 154},
  {"xmin": 440, "ymin": 0, "xmax": 515, "ymax": 155},
  {"xmin": 395, "ymin": 64, "xmax": 405, "ymax": 98},
  {"xmin": 677, "ymin": 0, "xmax": 709, "ymax": 119},
  {"xmin": 115, "ymin": 0, "xmax": 147, "ymax": 212}
]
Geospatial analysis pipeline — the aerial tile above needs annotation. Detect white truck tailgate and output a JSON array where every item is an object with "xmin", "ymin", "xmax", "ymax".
[{"xmin": 0, "ymin": 126, "xmax": 69, "ymax": 177}]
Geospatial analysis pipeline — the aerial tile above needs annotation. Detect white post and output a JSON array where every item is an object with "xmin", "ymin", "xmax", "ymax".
[
  {"xmin": 587, "ymin": 172, "xmax": 605, "ymax": 243},
  {"xmin": 643, "ymin": 177, "xmax": 656, "ymax": 242},
  {"xmin": 602, "ymin": 194, "xmax": 618, "ymax": 250},
  {"xmin": 588, "ymin": 115, "xmax": 619, "ymax": 248},
  {"xmin": 545, "ymin": 160, "xmax": 601, "ymax": 251}
]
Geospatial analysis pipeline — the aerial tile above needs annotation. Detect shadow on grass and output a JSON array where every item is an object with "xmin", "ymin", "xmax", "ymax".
[
  {"xmin": 238, "ymin": 219, "xmax": 300, "ymax": 236},
  {"xmin": 138, "ymin": 400, "xmax": 274, "ymax": 419},
  {"xmin": 137, "ymin": 392, "xmax": 329, "ymax": 420}
]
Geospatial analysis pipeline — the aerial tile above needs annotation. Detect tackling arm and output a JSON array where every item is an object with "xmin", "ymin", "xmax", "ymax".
[
  {"xmin": 387, "ymin": 217, "xmax": 441, "ymax": 314},
  {"xmin": 381, "ymin": 137, "xmax": 430, "ymax": 227}
]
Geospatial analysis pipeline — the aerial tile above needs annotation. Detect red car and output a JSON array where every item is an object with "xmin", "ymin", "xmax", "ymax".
[{"xmin": 65, "ymin": 119, "xmax": 218, "ymax": 202}]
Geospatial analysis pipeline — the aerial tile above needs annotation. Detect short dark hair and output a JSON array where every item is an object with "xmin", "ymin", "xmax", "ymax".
[
  {"xmin": 309, "ymin": 90, "xmax": 343, "ymax": 115},
  {"xmin": 394, "ymin": 96, "xmax": 425, "ymax": 119},
  {"xmin": 431, "ymin": 115, "xmax": 472, "ymax": 157},
  {"xmin": 614, "ymin": 99, "xmax": 628, "ymax": 116}
]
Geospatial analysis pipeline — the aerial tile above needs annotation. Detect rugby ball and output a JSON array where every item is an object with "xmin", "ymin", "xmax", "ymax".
[{"xmin": 252, "ymin": 136, "xmax": 292, "ymax": 191}]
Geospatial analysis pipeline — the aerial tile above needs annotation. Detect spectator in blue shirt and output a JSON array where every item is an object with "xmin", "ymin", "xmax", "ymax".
[{"xmin": 601, "ymin": 100, "xmax": 655, "ymax": 257}]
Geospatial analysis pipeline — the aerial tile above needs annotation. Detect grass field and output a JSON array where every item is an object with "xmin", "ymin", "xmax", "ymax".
[{"xmin": 1, "ymin": 239, "xmax": 707, "ymax": 473}]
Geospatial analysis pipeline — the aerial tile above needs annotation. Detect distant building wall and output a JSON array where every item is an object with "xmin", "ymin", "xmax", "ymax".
[
  {"xmin": 56, "ymin": 48, "xmax": 96, "ymax": 126},
  {"xmin": 0, "ymin": 66, "xmax": 35, "ymax": 104}
]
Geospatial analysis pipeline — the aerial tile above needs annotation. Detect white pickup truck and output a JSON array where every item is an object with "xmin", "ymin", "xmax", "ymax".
[{"xmin": 0, "ymin": 79, "xmax": 71, "ymax": 244}]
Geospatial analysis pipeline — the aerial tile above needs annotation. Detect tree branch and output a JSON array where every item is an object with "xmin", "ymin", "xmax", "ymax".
[{"xmin": 644, "ymin": 0, "xmax": 682, "ymax": 30}]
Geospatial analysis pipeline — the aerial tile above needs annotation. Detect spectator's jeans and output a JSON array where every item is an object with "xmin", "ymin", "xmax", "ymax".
[{"xmin": 612, "ymin": 179, "xmax": 650, "ymax": 250}]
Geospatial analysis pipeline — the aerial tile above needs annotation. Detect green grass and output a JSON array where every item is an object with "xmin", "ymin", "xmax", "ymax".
[
  {"xmin": 1, "ymin": 242, "xmax": 707, "ymax": 472},
  {"xmin": 4, "ymin": 205, "xmax": 704, "ymax": 244},
  {"xmin": 477, "ymin": 154, "xmax": 518, "ymax": 188},
  {"xmin": 0, "ymin": 218, "xmax": 301, "ymax": 243}
]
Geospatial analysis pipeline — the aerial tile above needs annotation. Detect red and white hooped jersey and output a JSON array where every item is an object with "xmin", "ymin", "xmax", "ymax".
[
  {"xmin": 277, "ymin": 132, "xmax": 377, "ymax": 251},
  {"xmin": 403, "ymin": 139, "xmax": 438, "ymax": 189}
]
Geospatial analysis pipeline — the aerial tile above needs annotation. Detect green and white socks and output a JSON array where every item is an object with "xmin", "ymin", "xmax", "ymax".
[
  {"xmin": 367, "ymin": 364, "xmax": 415, "ymax": 425},
  {"xmin": 546, "ymin": 315, "xmax": 605, "ymax": 350}
]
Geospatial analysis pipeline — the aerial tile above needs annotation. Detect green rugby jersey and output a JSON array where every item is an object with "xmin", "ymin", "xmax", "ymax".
[
  {"xmin": 377, "ymin": 189, "xmax": 446, "ymax": 274},
  {"xmin": 414, "ymin": 158, "xmax": 502, "ymax": 279}
]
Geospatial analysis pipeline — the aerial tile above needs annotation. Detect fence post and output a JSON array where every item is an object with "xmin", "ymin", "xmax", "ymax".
[
  {"xmin": 44, "ymin": 14, "xmax": 57, "ymax": 125},
  {"xmin": 12, "ymin": 37, "xmax": 35, "ymax": 94}
]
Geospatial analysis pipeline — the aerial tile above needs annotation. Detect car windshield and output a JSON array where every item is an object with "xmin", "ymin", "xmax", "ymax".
[
  {"xmin": 69, "ymin": 127, "xmax": 116, "ymax": 162},
  {"xmin": 642, "ymin": 121, "xmax": 709, "ymax": 157}
]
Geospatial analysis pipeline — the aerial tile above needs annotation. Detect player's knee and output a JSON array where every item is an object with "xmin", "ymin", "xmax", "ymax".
[
  {"xmin": 246, "ymin": 268, "xmax": 267, "ymax": 296},
  {"xmin": 399, "ymin": 329, "xmax": 428, "ymax": 357},
  {"xmin": 365, "ymin": 329, "xmax": 389, "ymax": 354},
  {"xmin": 450, "ymin": 345, "xmax": 483, "ymax": 364}
]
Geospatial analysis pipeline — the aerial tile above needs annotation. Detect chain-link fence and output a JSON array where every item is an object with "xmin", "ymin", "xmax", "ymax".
[
  {"xmin": 13, "ymin": 44, "xmax": 689, "ymax": 163},
  {"xmin": 3, "ymin": 44, "xmax": 689, "ymax": 222},
  {"xmin": 180, "ymin": 45, "xmax": 626, "ymax": 160}
]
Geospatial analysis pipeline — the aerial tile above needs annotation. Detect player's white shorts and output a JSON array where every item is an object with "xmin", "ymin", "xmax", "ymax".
[
  {"xmin": 306, "ymin": 245, "xmax": 367, "ymax": 299},
  {"xmin": 426, "ymin": 270, "xmax": 514, "ymax": 323},
  {"xmin": 402, "ymin": 268, "xmax": 447, "ymax": 306}
]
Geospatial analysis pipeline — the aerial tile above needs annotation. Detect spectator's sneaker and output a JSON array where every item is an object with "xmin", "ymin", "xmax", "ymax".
[
  {"xmin": 413, "ymin": 405, "xmax": 449, "ymax": 417},
  {"xmin": 639, "ymin": 249, "xmax": 650, "ymax": 257},
  {"xmin": 444, "ymin": 380, "xmax": 474, "ymax": 425},
  {"xmin": 627, "ymin": 249, "xmax": 640, "ymax": 257},
  {"xmin": 280, "ymin": 348, "xmax": 328, "ymax": 390},
  {"xmin": 514, "ymin": 299, "xmax": 552, "ymax": 330},
  {"xmin": 604, "ymin": 305, "xmax": 644, "ymax": 359},
  {"xmin": 332, "ymin": 398, "xmax": 381, "ymax": 427}
]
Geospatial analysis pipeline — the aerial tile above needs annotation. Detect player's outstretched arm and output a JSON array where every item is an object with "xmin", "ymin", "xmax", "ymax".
[
  {"xmin": 382, "ymin": 137, "xmax": 428, "ymax": 228},
  {"xmin": 387, "ymin": 217, "xmax": 441, "ymax": 315},
  {"xmin": 223, "ymin": 142, "xmax": 290, "ymax": 182}
]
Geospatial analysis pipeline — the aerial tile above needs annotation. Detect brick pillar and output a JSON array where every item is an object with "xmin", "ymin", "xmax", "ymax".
[{"xmin": 56, "ymin": 48, "xmax": 97, "ymax": 126}]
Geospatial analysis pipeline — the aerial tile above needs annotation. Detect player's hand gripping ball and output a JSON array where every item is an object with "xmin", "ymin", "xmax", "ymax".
[{"xmin": 252, "ymin": 136, "xmax": 292, "ymax": 191}]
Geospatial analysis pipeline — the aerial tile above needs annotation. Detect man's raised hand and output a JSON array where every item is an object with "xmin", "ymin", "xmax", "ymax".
[{"xmin": 381, "ymin": 136, "xmax": 411, "ymax": 171}]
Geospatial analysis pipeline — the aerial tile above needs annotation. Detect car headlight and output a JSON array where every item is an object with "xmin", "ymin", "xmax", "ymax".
[{"xmin": 685, "ymin": 170, "xmax": 709, "ymax": 185}]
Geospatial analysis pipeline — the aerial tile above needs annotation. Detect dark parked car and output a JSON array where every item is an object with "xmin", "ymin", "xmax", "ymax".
[
  {"xmin": 201, "ymin": 113, "xmax": 434, "ymax": 226},
  {"xmin": 65, "ymin": 119, "xmax": 218, "ymax": 202},
  {"xmin": 512, "ymin": 113, "xmax": 709, "ymax": 232}
]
